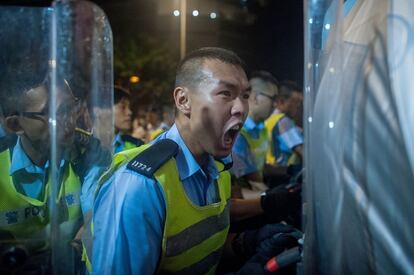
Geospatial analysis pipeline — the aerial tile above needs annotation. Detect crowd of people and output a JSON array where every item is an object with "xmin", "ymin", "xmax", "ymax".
[{"xmin": 0, "ymin": 47, "xmax": 304, "ymax": 275}]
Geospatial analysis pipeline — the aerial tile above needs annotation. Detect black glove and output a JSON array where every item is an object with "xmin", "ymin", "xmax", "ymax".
[
  {"xmin": 241, "ymin": 223, "xmax": 294, "ymax": 258},
  {"xmin": 230, "ymin": 229, "xmax": 302, "ymax": 275},
  {"xmin": 227, "ymin": 261, "xmax": 271, "ymax": 275},
  {"xmin": 249, "ymin": 229, "xmax": 302, "ymax": 265},
  {"xmin": 260, "ymin": 185, "xmax": 301, "ymax": 223}
]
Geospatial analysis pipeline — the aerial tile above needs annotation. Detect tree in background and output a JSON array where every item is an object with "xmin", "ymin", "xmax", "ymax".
[{"xmin": 114, "ymin": 34, "xmax": 178, "ymax": 111}]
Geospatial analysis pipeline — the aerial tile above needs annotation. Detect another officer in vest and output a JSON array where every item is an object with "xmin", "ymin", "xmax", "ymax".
[
  {"xmin": 113, "ymin": 86, "xmax": 144, "ymax": 153},
  {"xmin": 0, "ymin": 74, "xmax": 86, "ymax": 272},
  {"xmin": 230, "ymin": 76, "xmax": 301, "ymax": 226},
  {"xmin": 92, "ymin": 47, "xmax": 251, "ymax": 274},
  {"xmin": 231, "ymin": 71, "xmax": 278, "ymax": 198},
  {"xmin": 265, "ymin": 81, "xmax": 303, "ymax": 168},
  {"xmin": 1, "ymin": 69, "xmax": 113, "ymax": 272}
]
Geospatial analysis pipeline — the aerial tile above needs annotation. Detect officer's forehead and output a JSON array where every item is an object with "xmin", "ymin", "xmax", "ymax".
[
  {"xmin": 250, "ymin": 78, "xmax": 277, "ymax": 94},
  {"xmin": 23, "ymin": 84, "xmax": 70, "ymax": 108},
  {"xmin": 198, "ymin": 59, "xmax": 247, "ymax": 83}
]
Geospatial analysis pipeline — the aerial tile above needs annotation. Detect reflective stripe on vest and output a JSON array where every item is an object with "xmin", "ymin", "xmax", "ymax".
[
  {"xmin": 157, "ymin": 158, "xmax": 230, "ymax": 274},
  {"xmin": 239, "ymin": 126, "xmax": 269, "ymax": 172},
  {"xmin": 0, "ymin": 149, "xmax": 82, "ymax": 253},
  {"xmin": 84, "ymin": 144, "xmax": 231, "ymax": 274},
  {"xmin": 264, "ymin": 113, "xmax": 285, "ymax": 165}
]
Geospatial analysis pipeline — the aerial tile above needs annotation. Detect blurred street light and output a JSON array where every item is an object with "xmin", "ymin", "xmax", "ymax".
[
  {"xmin": 173, "ymin": 9, "xmax": 180, "ymax": 16},
  {"xmin": 129, "ymin": 75, "xmax": 140, "ymax": 84},
  {"xmin": 192, "ymin": 10, "xmax": 199, "ymax": 16},
  {"xmin": 210, "ymin": 12, "xmax": 217, "ymax": 19}
]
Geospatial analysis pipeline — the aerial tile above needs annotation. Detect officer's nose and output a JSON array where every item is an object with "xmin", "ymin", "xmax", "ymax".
[
  {"xmin": 126, "ymin": 107, "xmax": 132, "ymax": 118},
  {"xmin": 231, "ymin": 96, "xmax": 248, "ymax": 118}
]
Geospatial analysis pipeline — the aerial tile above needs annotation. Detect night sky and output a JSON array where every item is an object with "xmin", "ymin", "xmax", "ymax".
[{"xmin": 1, "ymin": 0, "xmax": 304, "ymax": 86}]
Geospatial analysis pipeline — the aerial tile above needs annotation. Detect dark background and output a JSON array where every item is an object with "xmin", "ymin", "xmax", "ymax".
[{"xmin": 1, "ymin": 0, "xmax": 303, "ymax": 109}]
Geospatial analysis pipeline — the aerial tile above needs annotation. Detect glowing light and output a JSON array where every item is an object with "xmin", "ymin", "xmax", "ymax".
[
  {"xmin": 48, "ymin": 59, "xmax": 56, "ymax": 68},
  {"xmin": 192, "ymin": 10, "xmax": 199, "ymax": 16},
  {"xmin": 325, "ymin": 23, "xmax": 331, "ymax": 30},
  {"xmin": 129, "ymin": 75, "xmax": 140, "ymax": 84},
  {"xmin": 210, "ymin": 12, "xmax": 217, "ymax": 19},
  {"xmin": 309, "ymin": 18, "xmax": 313, "ymax": 24},
  {"xmin": 173, "ymin": 10, "xmax": 180, "ymax": 16},
  {"xmin": 329, "ymin": 121, "xmax": 335, "ymax": 128},
  {"xmin": 308, "ymin": 117, "xmax": 313, "ymax": 123}
]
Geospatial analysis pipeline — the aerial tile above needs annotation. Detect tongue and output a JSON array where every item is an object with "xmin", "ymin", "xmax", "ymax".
[{"xmin": 224, "ymin": 131, "xmax": 233, "ymax": 145}]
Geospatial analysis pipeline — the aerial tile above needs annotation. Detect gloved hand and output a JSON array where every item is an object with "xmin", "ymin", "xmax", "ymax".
[
  {"xmin": 241, "ymin": 223, "xmax": 294, "ymax": 258},
  {"xmin": 230, "ymin": 229, "xmax": 302, "ymax": 275},
  {"xmin": 227, "ymin": 261, "xmax": 271, "ymax": 275},
  {"xmin": 260, "ymin": 185, "xmax": 301, "ymax": 223},
  {"xmin": 249, "ymin": 228, "xmax": 302, "ymax": 265}
]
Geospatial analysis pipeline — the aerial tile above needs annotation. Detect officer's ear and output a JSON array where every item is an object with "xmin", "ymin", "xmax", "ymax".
[
  {"xmin": 4, "ymin": 116, "xmax": 24, "ymax": 135},
  {"xmin": 173, "ymin": 86, "xmax": 191, "ymax": 116}
]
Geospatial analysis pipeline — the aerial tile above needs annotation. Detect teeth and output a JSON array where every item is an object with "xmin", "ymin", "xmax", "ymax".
[{"xmin": 231, "ymin": 125, "xmax": 240, "ymax": 131}]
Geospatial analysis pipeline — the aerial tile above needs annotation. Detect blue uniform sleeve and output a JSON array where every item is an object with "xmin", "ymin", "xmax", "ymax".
[
  {"xmin": 80, "ymin": 166, "xmax": 105, "ymax": 215},
  {"xmin": 274, "ymin": 117, "xmax": 303, "ymax": 151},
  {"xmin": 92, "ymin": 165, "xmax": 166, "ymax": 275},
  {"xmin": 231, "ymin": 134, "xmax": 259, "ymax": 178}
]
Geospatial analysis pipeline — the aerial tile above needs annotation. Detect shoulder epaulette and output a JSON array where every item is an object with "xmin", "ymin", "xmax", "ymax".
[{"xmin": 126, "ymin": 139, "xmax": 179, "ymax": 178}]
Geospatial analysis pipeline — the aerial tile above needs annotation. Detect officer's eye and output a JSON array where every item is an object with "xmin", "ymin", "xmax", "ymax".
[
  {"xmin": 242, "ymin": 92, "xmax": 250, "ymax": 100},
  {"xmin": 219, "ymin": 90, "xmax": 232, "ymax": 97}
]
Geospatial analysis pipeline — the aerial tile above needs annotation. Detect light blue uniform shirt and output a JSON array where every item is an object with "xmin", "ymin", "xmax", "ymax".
[
  {"xmin": 112, "ymin": 133, "xmax": 125, "ymax": 154},
  {"xmin": 8, "ymin": 138, "xmax": 101, "ymax": 214},
  {"xmin": 92, "ymin": 124, "xmax": 221, "ymax": 275},
  {"xmin": 272, "ymin": 116, "xmax": 303, "ymax": 166},
  {"xmin": 10, "ymin": 138, "xmax": 49, "ymax": 200},
  {"xmin": 231, "ymin": 116, "xmax": 263, "ymax": 177}
]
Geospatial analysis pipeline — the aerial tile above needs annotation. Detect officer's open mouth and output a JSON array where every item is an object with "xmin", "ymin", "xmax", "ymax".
[{"xmin": 224, "ymin": 124, "xmax": 241, "ymax": 146}]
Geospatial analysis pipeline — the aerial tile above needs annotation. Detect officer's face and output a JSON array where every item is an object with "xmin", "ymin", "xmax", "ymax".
[
  {"xmin": 250, "ymin": 79, "xmax": 277, "ymax": 122},
  {"xmin": 18, "ymin": 85, "xmax": 49, "ymax": 147},
  {"xmin": 188, "ymin": 59, "xmax": 251, "ymax": 157},
  {"xmin": 114, "ymin": 97, "xmax": 132, "ymax": 133},
  {"xmin": 18, "ymin": 84, "xmax": 79, "ymax": 149}
]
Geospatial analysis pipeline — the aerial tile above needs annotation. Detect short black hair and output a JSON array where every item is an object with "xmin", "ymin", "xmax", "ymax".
[
  {"xmin": 0, "ymin": 72, "xmax": 74, "ymax": 116},
  {"xmin": 250, "ymin": 71, "xmax": 279, "ymax": 87},
  {"xmin": 175, "ymin": 47, "xmax": 246, "ymax": 89},
  {"xmin": 0, "ymin": 69, "xmax": 46, "ymax": 116},
  {"xmin": 278, "ymin": 80, "xmax": 302, "ymax": 100},
  {"xmin": 114, "ymin": 86, "xmax": 131, "ymax": 105}
]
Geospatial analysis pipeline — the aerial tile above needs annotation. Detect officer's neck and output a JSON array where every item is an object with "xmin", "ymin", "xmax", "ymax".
[
  {"xmin": 249, "ymin": 112, "xmax": 262, "ymax": 124},
  {"xmin": 176, "ymin": 120, "xmax": 209, "ymax": 167},
  {"xmin": 20, "ymin": 136, "xmax": 48, "ymax": 167}
]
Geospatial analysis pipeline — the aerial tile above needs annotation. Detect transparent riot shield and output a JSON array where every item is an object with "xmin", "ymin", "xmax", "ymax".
[
  {"xmin": 0, "ymin": 1, "xmax": 113, "ymax": 274},
  {"xmin": 303, "ymin": 0, "xmax": 414, "ymax": 274}
]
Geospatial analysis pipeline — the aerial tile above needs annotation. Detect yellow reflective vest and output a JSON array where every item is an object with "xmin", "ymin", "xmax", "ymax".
[
  {"xmin": 264, "ymin": 113, "xmax": 285, "ymax": 165},
  {"xmin": 239, "ymin": 126, "xmax": 269, "ymax": 172},
  {"xmin": 149, "ymin": 127, "xmax": 166, "ymax": 142},
  {"xmin": 0, "ymin": 148, "xmax": 82, "ymax": 254},
  {"xmin": 86, "ymin": 142, "xmax": 231, "ymax": 274}
]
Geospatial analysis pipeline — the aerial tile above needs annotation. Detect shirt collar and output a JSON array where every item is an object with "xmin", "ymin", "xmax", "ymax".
[
  {"xmin": 10, "ymin": 138, "xmax": 45, "ymax": 175},
  {"xmin": 159, "ymin": 122, "xmax": 170, "ymax": 131},
  {"xmin": 113, "ymin": 133, "xmax": 123, "ymax": 146},
  {"xmin": 10, "ymin": 137, "xmax": 66, "ymax": 176},
  {"xmin": 0, "ymin": 125, "xmax": 5, "ymax": 138},
  {"xmin": 160, "ymin": 124, "xmax": 218, "ymax": 181},
  {"xmin": 244, "ymin": 116, "xmax": 264, "ymax": 131}
]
